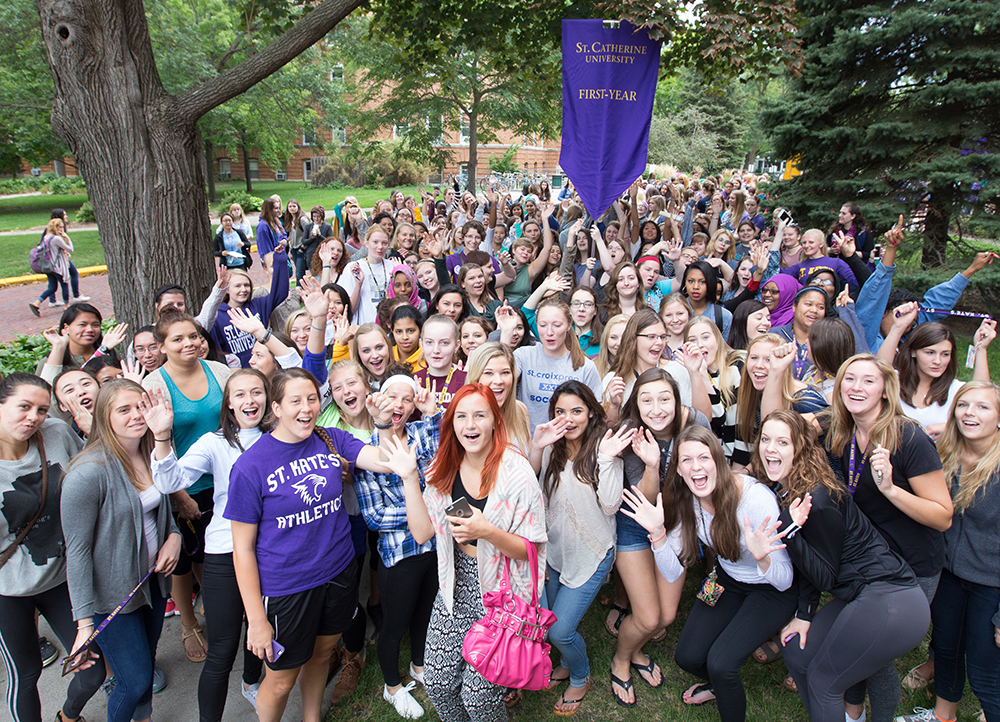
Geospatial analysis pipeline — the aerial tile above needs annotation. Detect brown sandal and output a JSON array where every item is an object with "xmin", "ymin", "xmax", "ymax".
[{"xmin": 181, "ymin": 623, "xmax": 207, "ymax": 662}]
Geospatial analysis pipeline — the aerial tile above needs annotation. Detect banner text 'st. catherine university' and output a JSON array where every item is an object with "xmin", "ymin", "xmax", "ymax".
[{"xmin": 559, "ymin": 20, "xmax": 661, "ymax": 221}]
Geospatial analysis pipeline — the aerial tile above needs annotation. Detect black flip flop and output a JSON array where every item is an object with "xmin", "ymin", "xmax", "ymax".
[
  {"xmin": 611, "ymin": 671, "xmax": 636, "ymax": 708},
  {"xmin": 683, "ymin": 682, "xmax": 716, "ymax": 706},
  {"xmin": 605, "ymin": 603, "xmax": 627, "ymax": 638},
  {"xmin": 631, "ymin": 656, "xmax": 663, "ymax": 688}
]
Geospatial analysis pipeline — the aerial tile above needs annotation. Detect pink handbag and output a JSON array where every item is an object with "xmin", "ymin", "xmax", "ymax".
[{"xmin": 462, "ymin": 538, "xmax": 557, "ymax": 690}]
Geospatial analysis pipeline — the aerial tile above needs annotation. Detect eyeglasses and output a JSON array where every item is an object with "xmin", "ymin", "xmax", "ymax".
[
  {"xmin": 760, "ymin": 287, "xmax": 779, "ymax": 296},
  {"xmin": 570, "ymin": 301, "xmax": 595, "ymax": 309},
  {"xmin": 810, "ymin": 279, "xmax": 835, "ymax": 287},
  {"xmin": 637, "ymin": 333, "xmax": 669, "ymax": 343}
]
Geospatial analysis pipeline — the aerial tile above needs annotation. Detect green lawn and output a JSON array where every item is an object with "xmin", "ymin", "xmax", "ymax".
[
  {"xmin": 0, "ymin": 182, "xmax": 426, "ymax": 233},
  {"xmin": 324, "ymin": 570, "xmax": 983, "ymax": 722},
  {"xmin": 212, "ymin": 180, "xmax": 425, "ymax": 214},
  {"xmin": 0, "ymin": 192, "xmax": 88, "ymax": 232},
  {"xmin": 0, "ymin": 230, "xmax": 104, "ymax": 277}
]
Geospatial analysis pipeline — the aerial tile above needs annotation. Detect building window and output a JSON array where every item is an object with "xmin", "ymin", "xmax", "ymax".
[
  {"xmin": 393, "ymin": 122, "xmax": 409, "ymax": 140},
  {"xmin": 332, "ymin": 126, "xmax": 346, "ymax": 144},
  {"xmin": 460, "ymin": 119, "xmax": 470, "ymax": 145},
  {"xmin": 303, "ymin": 159, "xmax": 312, "ymax": 182},
  {"xmin": 249, "ymin": 159, "xmax": 259, "ymax": 181},
  {"xmin": 330, "ymin": 64, "xmax": 344, "ymax": 83},
  {"xmin": 302, "ymin": 130, "xmax": 316, "ymax": 146},
  {"xmin": 219, "ymin": 158, "xmax": 232, "ymax": 179}
]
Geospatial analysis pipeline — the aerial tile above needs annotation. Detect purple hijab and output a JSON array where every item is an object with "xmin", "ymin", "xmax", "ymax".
[{"xmin": 762, "ymin": 273, "xmax": 801, "ymax": 327}]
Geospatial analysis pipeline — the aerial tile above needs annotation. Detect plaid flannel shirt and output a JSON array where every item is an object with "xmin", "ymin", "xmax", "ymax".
[{"xmin": 355, "ymin": 412, "xmax": 442, "ymax": 567}]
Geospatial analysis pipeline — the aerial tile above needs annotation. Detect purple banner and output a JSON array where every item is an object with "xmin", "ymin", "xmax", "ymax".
[{"xmin": 559, "ymin": 20, "xmax": 661, "ymax": 220}]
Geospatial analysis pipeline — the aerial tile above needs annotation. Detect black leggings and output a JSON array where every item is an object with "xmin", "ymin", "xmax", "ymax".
[
  {"xmin": 376, "ymin": 551, "xmax": 438, "ymax": 687},
  {"xmin": 339, "ymin": 549, "xmax": 368, "ymax": 655},
  {"xmin": 197, "ymin": 553, "xmax": 264, "ymax": 722},
  {"xmin": 674, "ymin": 565, "xmax": 797, "ymax": 722},
  {"xmin": 784, "ymin": 582, "xmax": 930, "ymax": 722},
  {"xmin": 0, "ymin": 583, "xmax": 105, "ymax": 722}
]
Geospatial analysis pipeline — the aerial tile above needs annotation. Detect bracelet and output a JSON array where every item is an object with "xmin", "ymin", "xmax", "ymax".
[
  {"xmin": 648, "ymin": 527, "xmax": 667, "ymax": 544},
  {"xmin": 261, "ymin": 328, "xmax": 273, "ymax": 344},
  {"xmin": 311, "ymin": 322, "xmax": 325, "ymax": 330},
  {"xmin": 78, "ymin": 622, "xmax": 94, "ymax": 629},
  {"xmin": 154, "ymin": 436, "xmax": 171, "ymax": 443},
  {"xmin": 373, "ymin": 420, "xmax": 393, "ymax": 430},
  {"xmin": 323, "ymin": 264, "xmax": 332, "ymax": 268}
]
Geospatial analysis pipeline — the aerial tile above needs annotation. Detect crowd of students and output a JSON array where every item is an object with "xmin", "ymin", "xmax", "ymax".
[{"xmin": 1, "ymin": 173, "xmax": 998, "ymax": 722}]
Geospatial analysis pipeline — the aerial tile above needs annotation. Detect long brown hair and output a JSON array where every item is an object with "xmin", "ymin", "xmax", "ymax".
[
  {"xmin": 74, "ymin": 379, "xmax": 155, "ymax": 491},
  {"xmin": 937, "ymin": 381, "xmax": 1000, "ymax": 512},
  {"xmin": 542, "ymin": 382, "xmax": 607, "ymax": 501},
  {"xmin": 427, "ymin": 384, "xmax": 510, "ymax": 497},
  {"xmin": 610, "ymin": 309, "xmax": 663, "ymax": 383},
  {"xmin": 666, "ymin": 425, "xmax": 744, "ymax": 564},
  {"xmin": 751, "ymin": 410, "xmax": 844, "ymax": 507},
  {"xmin": 827, "ymin": 354, "xmax": 913, "ymax": 456},
  {"xmin": 260, "ymin": 198, "xmax": 281, "ymax": 234},
  {"xmin": 895, "ymin": 322, "xmax": 957, "ymax": 407},
  {"xmin": 601, "ymin": 261, "xmax": 648, "ymax": 319},
  {"xmin": 736, "ymin": 334, "xmax": 796, "ymax": 445}
]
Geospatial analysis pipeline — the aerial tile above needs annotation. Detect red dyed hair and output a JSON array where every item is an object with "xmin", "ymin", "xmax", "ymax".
[{"xmin": 427, "ymin": 383, "xmax": 509, "ymax": 497}]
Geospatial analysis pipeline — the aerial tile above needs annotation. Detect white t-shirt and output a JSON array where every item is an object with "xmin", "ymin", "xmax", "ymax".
[
  {"xmin": 513, "ymin": 345, "xmax": 603, "ymax": 429},
  {"xmin": 340, "ymin": 257, "xmax": 394, "ymax": 325},
  {"xmin": 899, "ymin": 378, "xmax": 964, "ymax": 431}
]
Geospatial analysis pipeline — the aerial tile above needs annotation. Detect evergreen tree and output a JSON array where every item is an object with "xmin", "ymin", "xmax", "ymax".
[
  {"xmin": 676, "ymin": 67, "xmax": 749, "ymax": 169},
  {"xmin": 763, "ymin": 0, "xmax": 1000, "ymax": 264}
]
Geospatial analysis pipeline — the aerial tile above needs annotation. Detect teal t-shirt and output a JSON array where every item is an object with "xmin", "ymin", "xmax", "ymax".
[{"xmin": 161, "ymin": 360, "xmax": 223, "ymax": 495}]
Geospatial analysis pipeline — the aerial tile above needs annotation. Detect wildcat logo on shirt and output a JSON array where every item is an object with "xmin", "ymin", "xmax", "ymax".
[{"xmin": 292, "ymin": 474, "xmax": 326, "ymax": 505}]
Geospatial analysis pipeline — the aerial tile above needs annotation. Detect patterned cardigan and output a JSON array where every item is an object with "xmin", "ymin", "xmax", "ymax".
[{"xmin": 423, "ymin": 448, "xmax": 547, "ymax": 614}]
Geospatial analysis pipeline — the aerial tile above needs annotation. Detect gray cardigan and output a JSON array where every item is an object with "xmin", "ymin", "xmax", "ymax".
[{"xmin": 61, "ymin": 449, "xmax": 179, "ymax": 620}]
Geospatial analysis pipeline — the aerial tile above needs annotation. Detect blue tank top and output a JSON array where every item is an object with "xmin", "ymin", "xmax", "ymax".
[{"xmin": 161, "ymin": 360, "xmax": 223, "ymax": 495}]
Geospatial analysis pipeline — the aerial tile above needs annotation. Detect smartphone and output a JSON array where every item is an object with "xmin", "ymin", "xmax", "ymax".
[
  {"xmin": 445, "ymin": 497, "xmax": 474, "ymax": 519},
  {"xmin": 776, "ymin": 208, "xmax": 793, "ymax": 225},
  {"xmin": 871, "ymin": 243, "xmax": 883, "ymax": 262},
  {"xmin": 271, "ymin": 640, "xmax": 285, "ymax": 662}
]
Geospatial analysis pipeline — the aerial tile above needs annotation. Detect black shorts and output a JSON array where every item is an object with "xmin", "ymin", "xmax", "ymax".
[
  {"xmin": 173, "ymin": 487, "xmax": 213, "ymax": 574},
  {"xmin": 263, "ymin": 559, "xmax": 359, "ymax": 670}
]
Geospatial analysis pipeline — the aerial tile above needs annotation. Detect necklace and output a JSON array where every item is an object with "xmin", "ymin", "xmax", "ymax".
[{"xmin": 365, "ymin": 260, "xmax": 389, "ymax": 298}]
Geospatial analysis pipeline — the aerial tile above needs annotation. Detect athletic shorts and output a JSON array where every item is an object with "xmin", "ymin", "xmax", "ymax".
[{"xmin": 263, "ymin": 558, "xmax": 359, "ymax": 670}]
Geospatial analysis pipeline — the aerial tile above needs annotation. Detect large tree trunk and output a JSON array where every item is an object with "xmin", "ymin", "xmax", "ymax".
[
  {"xmin": 39, "ymin": 0, "xmax": 214, "ymax": 330},
  {"xmin": 921, "ymin": 193, "xmax": 950, "ymax": 269},
  {"xmin": 37, "ymin": 0, "xmax": 364, "ymax": 330}
]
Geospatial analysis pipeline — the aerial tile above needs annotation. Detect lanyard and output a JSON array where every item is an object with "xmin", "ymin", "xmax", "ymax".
[
  {"xmin": 847, "ymin": 432, "xmax": 867, "ymax": 496},
  {"xmin": 365, "ymin": 260, "xmax": 388, "ymax": 298},
  {"xmin": 793, "ymin": 342, "xmax": 810, "ymax": 380},
  {"xmin": 918, "ymin": 307, "xmax": 993, "ymax": 320},
  {"xmin": 426, "ymin": 366, "xmax": 456, "ymax": 408}
]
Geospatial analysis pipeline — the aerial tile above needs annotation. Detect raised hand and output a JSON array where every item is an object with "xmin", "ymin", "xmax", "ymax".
[
  {"xmin": 331, "ymin": 314, "xmax": 351, "ymax": 345},
  {"xmin": 838, "ymin": 231, "xmax": 857, "ymax": 259},
  {"xmin": 788, "ymin": 493, "xmax": 812, "ymax": 527},
  {"xmin": 883, "ymin": 214, "xmax": 905, "ymax": 247},
  {"xmin": 541, "ymin": 271, "xmax": 571, "ymax": 295},
  {"xmin": 605, "ymin": 375, "xmax": 626, "ymax": 408},
  {"xmin": 365, "ymin": 391, "xmax": 394, "ymax": 426},
  {"xmin": 382, "ymin": 434, "xmax": 419, "ymax": 482},
  {"xmin": 743, "ymin": 515, "xmax": 787, "ymax": 561},
  {"xmin": 65, "ymin": 396, "xmax": 93, "ymax": 436},
  {"xmin": 769, "ymin": 341, "xmax": 799, "ymax": 374},
  {"xmin": 414, "ymin": 386, "xmax": 438, "ymax": 418},
  {"xmin": 966, "ymin": 251, "xmax": 995, "ymax": 277},
  {"xmin": 540, "ymin": 202, "xmax": 555, "ymax": 220},
  {"xmin": 318, "ymin": 241, "xmax": 335, "ymax": 265},
  {"xmin": 227, "ymin": 307, "xmax": 266, "ymax": 338},
  {"xmin": 665, "ymin": 239, "xmax": 683, "ymax": 262},
  {"xmin": 678, "ymin": 342, "xmax": 708, "ymax": 375},
  {"xmin": 631, "ymin": 427, "xmax": 661, "ymax": 469},
  {"xmin": 120, "ymin": 358, "xmax": 147, "ymax": 384},
  {"xmin": 598, "ymin": 425, "xmax": 638, "ymax": 458},
  {"xmin": 215, "ymin": 264, "xmax": 230, "ymax": 288},
  {"xmin": 297, "ymin": 275, "xmax": 329, "ymax": 319},
  {"xmin": 891, "ymin": 301, "xmax": 920, "ymax": 331},
  {"xmin": 101, "ymin": 323, "xmax": 129, "ymax": 350},
  {"xmin": 835, "ymin": 288, "xmax": 853, "ymax": 308},
  {"xmin": 619, "ymin": 487, "xmax": 666, "ymax": 538},
  {"xmin": 974, "ymin": 317, "xmax": 997, "ymax": 349},
  {"xmin": 43, "ymin": 326, "xmax": 67, "ymax": 348},
  {"xmin": 533, "ymin": 417, "xmax": 569, "ymax": 449},
  {"xmin": 139, "ymin": 388, "xmax": 174, "ymax": 439},
  {"xmin": 494, "ymin": 301, "xmax": 516, "ymax": 332}
]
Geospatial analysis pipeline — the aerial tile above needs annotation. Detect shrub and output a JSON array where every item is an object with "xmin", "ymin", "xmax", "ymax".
[
  {"xmin": 488, "ymin": 145, "xmax": 520, "ymax": 175},
  {"xmin": 311, "ymin": 142, "xmax": 431, "ymax": 188},
  {"xmin": 219, "ymin": 190, "xmax": 263, "ymax": 215},
  {"xmin": 0, "ymin": 334, "xmax": 51, "ymax": 376},
  {"xmin": 75, "ymin": 202, "xmax": 95, "ymax": 223},
  {"xmin": 46, "ymin": 176, "xmax": 87, "ymax": 195}
]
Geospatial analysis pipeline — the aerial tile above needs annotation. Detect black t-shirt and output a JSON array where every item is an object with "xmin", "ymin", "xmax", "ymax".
[
  {"xmin": 842, "ymin": 422, "xmax": 944, "ymax": 577},
  {"xmin": 452, "ymin": 470, "xmax": 487, "ymax": 546}
]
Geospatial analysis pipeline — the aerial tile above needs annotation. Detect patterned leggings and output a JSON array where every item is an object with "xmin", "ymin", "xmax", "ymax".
[{"xmin": 423, "ymin": 549, "xmax": 506, "ymax": 722}]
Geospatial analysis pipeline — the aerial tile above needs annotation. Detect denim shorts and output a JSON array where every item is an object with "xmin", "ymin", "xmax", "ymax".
[{"xmin": 616, "ymin": 507, "xmax": 651, "ymax": 552}]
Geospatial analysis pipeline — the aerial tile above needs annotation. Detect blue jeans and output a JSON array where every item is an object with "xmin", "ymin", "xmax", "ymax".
[
  {"xmin": 930, "ymin": 568, "xmax": 1000, "ymax": 719},
  {"xmin": 38, "ymin": 262, "xmax": 80, "ymax": 303},
  {"xmin": 291, "ymin": 247, "xmax": 308, "ymax": 282},
  {"xmin": 544, "ymin": 547, "xmax": 615, "ymax": 687},
  {"xmin": 95, "ymin": 581, "xmax": 168, "ymax": 722}
]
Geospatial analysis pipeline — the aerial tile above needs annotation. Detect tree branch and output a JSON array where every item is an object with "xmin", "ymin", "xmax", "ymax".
[{"xmin": 174, "ymin": 0, "xmax": 364, "ymax": 123}]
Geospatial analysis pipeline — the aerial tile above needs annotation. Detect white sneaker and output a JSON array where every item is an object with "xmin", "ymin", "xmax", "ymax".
[
  {"xmin": 848, "ymin": 710, "xmax": 867, "ymax": 722},
  {"xmin": 50, "ymin": 300, "xmax": 65, "ymax": 307},
  {"xmin": 384, "ymin": 682, "xmax": 424, "ymax": 719},
  {"xmin": 241, "ymin": 681, "xmax": 260, "ymax": 711},
  {"xmin": 895, "ymin": 709, "xmax": 943, "ymax": 722},
  {"xmin": 73, "ymin": 295, "xmax": 90, "ymax": 302},
  {"xmin": 409, "ymin": 662, "xmax": 425, "ymax": 684}
]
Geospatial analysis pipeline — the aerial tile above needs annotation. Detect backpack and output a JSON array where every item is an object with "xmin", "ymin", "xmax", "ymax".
[{"xmin": 29, "ymin": 235, "xmax": 55, "ymax": 275}]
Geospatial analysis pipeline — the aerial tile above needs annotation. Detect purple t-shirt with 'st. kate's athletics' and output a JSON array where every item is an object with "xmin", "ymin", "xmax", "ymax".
[{"xmin": 225, "ymin": 427, "xmax": 365, "ymax": 596}]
